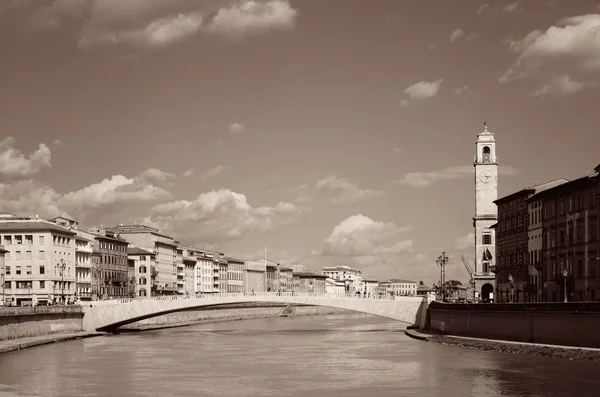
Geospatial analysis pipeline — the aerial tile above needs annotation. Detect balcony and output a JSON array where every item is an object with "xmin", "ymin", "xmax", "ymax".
[
  {"xmin": 473, "ymin": 272, "xmax": 495, "ymax": 279},
  {"xmin": 176, "ymin": 279, "xmax": 184, "ymax": 285},
  {"xmin": 177, "ymin": 271, "xmax": 185, "ymax": 277},
  {"xmin": 176, "ymin": 262, "xmax": 185, "ymax": 269},
  {"xmin": 76, "ymin": 261, "xmax": 93, "ymax": 268}
]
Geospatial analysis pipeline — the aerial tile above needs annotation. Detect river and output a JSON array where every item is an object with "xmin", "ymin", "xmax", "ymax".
[{"xmin": 0, "ymin": 314, "xmax": 599, "ymax": 397}]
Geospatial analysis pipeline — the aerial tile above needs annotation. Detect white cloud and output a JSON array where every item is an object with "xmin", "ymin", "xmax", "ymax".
[
  {"xmin": 476, "ymin": 4, "xmax": 490, "ymax": 14},
  {"xmin": 138, "ymin": 168, "xmax": 176, "ymax": 185},
  {"xmin": 52, "ymin": 139, "xmax": 64, "ymax": 147},
  {"xmin": 395, "ymin": 165, "xmax": 519, "ymax": 187},
  {"xmin": 201, "ymin": 165, "xmax": 227, "ymax": 180},
  {"xmin": 454, "ymin": 85, "xmax": 469, "ymax": 95},
  {"xmin": 183, "ymin": 169, "xmax": 194, "ymax": 177},
  {"xmin": 503, "ymin": 2, "xmax": 519, "ymax": 12},
  {"xmin": 401, "ymin": 79, "xmax": 443, "ymax": 106},
  {"xmin": 450, "ymin": 28, "xmax": 464, "ymax": 43},
  {"xmin": 23, "ymin": 0, "xmax": 299, "ymax": 48},
  {"xmin": 500, "ymin": 14, "xmax": 600, "ymax": 95},
  {"xmin": 145, "ymin": 189, "xmax": 305, "ymax": 243},
  {"xmin": 228, "ymin": 123, "xmax": 245, "ymax": 134},
  {"xmin": 465, "ymin": 33, "xmax": 479, "ymax": 42},
  {"xmin": 454, "ymin": 232, "xmax": 475, "ymax": 250},
  {"xmin": 315, "ymin": 176, "xmax": 384, "ymax": 205},
  {"xmin": 317, "ymin": 214, "xmax": 413, "ymax": 257},
  {"xmin": 205, "ymin": 0, "xmax": 298, "ymax": 39},
  {"xmin": 0, "ymin": 137, "xmax": 51, "ymax": 181}
]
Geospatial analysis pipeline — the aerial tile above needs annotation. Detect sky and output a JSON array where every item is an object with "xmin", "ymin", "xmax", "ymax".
[{"xmin": 0, "ymin": 0, "xmax": 599, "ymax": 286}]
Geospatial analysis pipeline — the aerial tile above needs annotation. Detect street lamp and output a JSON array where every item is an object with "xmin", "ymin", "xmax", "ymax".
[
  {"xmin": 56, "ymin": 259, "xmax": 67, "ymax": 304},
  {"xmin": 508, "ymin": 273, "xmax": 514, "ymax": 303},
  {"xmin": 436, "ymin": 252, "xmax": 449, "ymax": 301},
  {"xmin": 562, "ymin": 268, "xmax": 568, "ymax": 303}
]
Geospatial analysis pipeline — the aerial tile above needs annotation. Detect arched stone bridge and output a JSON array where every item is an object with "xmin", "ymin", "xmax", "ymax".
[{"xmin": 81, "ymin": 292, "xmax": 432, "ymax": 332}]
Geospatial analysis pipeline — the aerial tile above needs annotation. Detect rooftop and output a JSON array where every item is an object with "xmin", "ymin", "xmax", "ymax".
[
  {"xmin": 0, "ymin": 220, "xmax": 76, "ymax": 235},
  {"xmin": 127, "ymin": 247, "xmax": 154, "ymax": 256},
  {"xmin": 294, "ymin": 271, "xmax": 328, "ymax": 279},
  {"xmin": 223, "ymin": 256, "xmax": 245, "ymax": 263}
]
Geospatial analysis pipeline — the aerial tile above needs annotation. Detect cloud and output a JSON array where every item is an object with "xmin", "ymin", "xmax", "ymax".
[
  {"xmin": 315, "ymin": 176, "xmax": 384, "ymax": 205},
  {"xmin": 395, "ymin": 165, "xmax": 519, "ymax": 187},
  {"xmin": 503, "ymin": 2, "xmax": 519, "ymax": 12},
  {"xmin": 52, "ymin": 139, "xmax": 64, "ymax": 147},
  {"xmin": 450, "ymin": 28, "xmax": 464, "ymax": 43},
  {"xmin": 393, "ymin": 147, "xmax": 402, "ymax": 153},
  {"xmin": 183, "ymin": 169, "xmax": 194, "ymax": 177},
  {"xmin": 201, "ymin": 165, "xmax": 227, "ymax": 180},
  {"xmin": 205, "ymin": 0, "xmax": 298, "ymax": 39},
  {"xmin": 0, "ymin": 137, "xmax": 51, "ymax": 181},
  {"xmin": 475, "ymin": 4, "xmax": 490, "ymax": 14},
  {"xmin": 454, "ymin": 232, "xmax": 475, "ymax": 250},
  {"xmin": 500, "ymin": 14, "xmax": 600, "ymax": 96},
  {"xmin": 454, "ymin": 85, "xmax": 469, "ymax": 95},
  {"xmin": 22, "ymin": 0, "xmax": 299, "ymax": 48},
  {"xmin": 145, "ymin": 189, "xmax": 305, "ymax": 243},
  {"xmin": 0, "ymin": 166, "xmax": 173, "ymax": 221},
  {"xmin": 401, "ymin": 79, "xmax": 443, "ymax": 106},
  {"xmin": 228, "ymin": 123, "xmax": 245, "ymax": 134},
  {"xmin": 316, "ymin": 214, "xmax": 413, "ymax": 257},
  {"xmin": 465, "ymin": 33, "xmax": 479, "ymax": 42}
]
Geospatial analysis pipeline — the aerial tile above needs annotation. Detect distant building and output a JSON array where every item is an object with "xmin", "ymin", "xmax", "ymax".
[
  {"xmin": 325, "ymin": 278, "xmax": 345, "ymax": 295},
  {"xmin": 127, "ymin": 247, "xmax": 156, "ymax": 297},
  {"xmin": 183, "ymin": 254, "xmax": 196, "ymax": 295},
  {"xmin": 279, "ymin": 266, "xmax": 293, "ymax": 292},
  {"xmin": 224, "ymin": 257, "xmax": 244, "ymax": 293},
  {"xmin": 74, "ymin": 235, "xmax": 93, "ymax": 300},
  {"xmin": 363, "ymin": 279, "xmax": 379, "ymax": 296},
  {"xmin": 381, "ymin": 279, "xmax": 418, "ymax": 296},
  {"xmin": 218, "ymin": 258, "xmax": 228, "ymax": 293},
  {"xmin": 0, "ymin": 245, "xmax": 8, "ymax": 306},
  {"xmin": 322, "ymin": 265, "xmax": 364, "ymax": 293},
  {"xmin": 293, "ymin": 272, "xmax": 328, "ymax": 293},
  {"xmin": 0, "ymin": 215, "xmax": 77, "ymax": 306},
  {"xmin": 108, "ymin": 224, "xmax": 179, "ymax": 295},
  {"xmin": 244, "ymin": 261, "xmax": 266, "ymax": 292}
]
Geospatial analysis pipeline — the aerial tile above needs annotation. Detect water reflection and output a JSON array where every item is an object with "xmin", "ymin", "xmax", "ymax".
[{"xmin": 0, "ymin": 314, "xmax": 599, "ymax": 397}]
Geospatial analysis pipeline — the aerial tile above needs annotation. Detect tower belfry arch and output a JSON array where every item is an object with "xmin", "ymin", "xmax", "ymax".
[{"xmin": 472, "ymin": 121, "xmax": 498, "ymax": 302}]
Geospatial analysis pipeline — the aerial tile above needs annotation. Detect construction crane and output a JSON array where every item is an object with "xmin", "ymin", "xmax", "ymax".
[{"xmin": 461, "ymin": 255, "xmax": 475, "ymax": 286}]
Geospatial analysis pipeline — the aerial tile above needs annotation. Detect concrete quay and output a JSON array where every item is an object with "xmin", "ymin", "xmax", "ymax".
[{"xmin": 0, "ymin": 332, "xmax": 104, "ymax": 354}]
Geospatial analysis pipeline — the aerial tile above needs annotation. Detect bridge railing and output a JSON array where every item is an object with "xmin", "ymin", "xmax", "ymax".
[{"xmin": 85, "ymin": 292, "xmax": 412, "ymax": 306}]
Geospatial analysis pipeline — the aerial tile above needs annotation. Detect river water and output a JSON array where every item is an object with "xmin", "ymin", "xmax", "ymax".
[{"xmin": 0, "ymin": 314, "xmax": 599, "ymax": 397}]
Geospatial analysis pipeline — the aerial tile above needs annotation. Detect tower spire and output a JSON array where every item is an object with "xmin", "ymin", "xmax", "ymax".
[{"xmin": 483, "ymin": 117, "xmax": 488, "ymax": 132}]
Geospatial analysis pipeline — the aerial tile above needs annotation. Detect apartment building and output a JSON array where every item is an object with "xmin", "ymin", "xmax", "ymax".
[
  {"xmin": 127, "ymin": 247, "xmax": 156, "ymax": 297},
  {"xmin": 224, "ymin": 257, "xmax": 244, "ymax": 293},
  {"xmin": 74, "ymin": 235, "xmax": 93, "ymax": 300},
  {"xmin": 322, "ymin": 265, "xmax": 364, "ymax": 293},
  {"xmin": 244, "ymin": 261, "xmax": 266, "ymax": 292},
  {"xmin": 175, "ymin": 245, "xmax": 185, "ymax": 294},
  {"xmin": 363, "ymin": 279, "xmax": 379, "ymax": 296},
  {"xmin": 183, "ymin": 254, "xmax": 196, "ymax": 295},
  {"xmin": 0, "ymin": 246, "xmax": 8, "ymax": 305},
  {"xmin": 109, "ymin": 224, "xmax": 179, "ymax": 295},
  {"xmin": 325, "ymin": 278, "xmax": 345, "ymax": 294},
  {"xmin": 218, "ymin": 258, "xmax": 228, "ymax": 293},
  {"xmin": 293, "ymin": 272, "xmax": 328, "ymax": 293},
  {"xmin": 279, "ymin": 266, "xmax": 293, "ymax": 292},
  {"xmin": 0, "ymin": 214, "xmax": 76, "ymax": 306},
  {"xmin": 531, "ymin": 165, "xmax": 599, "ymax": 302},
  {"xmin": 382, "ymin": 279, "xmax": 418, "ymax": 296},
  {"xmin": 493, "ymin": 180, "xmax": 569, "ymax": 303}
]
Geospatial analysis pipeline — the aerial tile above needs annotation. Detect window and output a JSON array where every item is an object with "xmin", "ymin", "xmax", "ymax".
[
  {"xmin": 15, "ymin": 236, "xmax": 22, "ymax": 245},
  {"xmin": 26, "ymin": 266, "xmax": 32, "ymax": 275},
  {"xmin": 25, "ymin": 251, "xmax": 31, "ymax": 260},
  {"xmin": 39, "ymin": 251, "xmax": 45, "ymax": 260},
  {"xmin": 15, "ymin": 251, "xmax": 21, "ymax": 261},
  {"xmin": 4, "ymin": 236, "xmax": 11, "ymax": 245},
  {"xmin": 40, "ymin": 265, "xmax": 45, "ymax": 275},
  {"xmin": 481, "ymin": 146, "xmax": 491, "ymax": 163},
  {"xmin": 5, "ymin": 266, "xmax": 10, "ymax": 275},
  {"xmin": 15, "ymin": 266, "xmax": 21, "ymax": 275},
  {"xmin": 482, "ymin": 233, "xmax": 492, "ymax": 245},
  {"xmin": 39, "ymin": 236, "xmax": 44, "ymax": 245},
  {"xmin": 577, "ymin": 258, "xmax": 584, "ymax": 278},
  {"xmin": 590, "ymin": 218, "xmax": 597, "ymax": 241},
  {"xmin": 578, "ymin": 195, "xmax": 584, "ymax": 210},
  {"xmin": 569, "ymin": 197, "xmax": 573, "ymax": 213},
  {"xmin": 40, "ymin": 281, "xmax": 45, "ymax": 289},
  {"xmin": 560, "ymin": 201, "xmax": 564, "ymax": 215},
  {"xmin": 25, "ymin": 235, "xmax": 33, "ymax": 245}
]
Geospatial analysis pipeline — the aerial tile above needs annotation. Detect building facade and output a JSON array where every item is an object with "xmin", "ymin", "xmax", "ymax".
[
  {"xmin": 325, "ymin": 278, "xmax": 345, "ymax": 295},
  {"xmin": 84, "ymin": 228, "xmax": 130, "ymax": 299},
  {"xmin": 293, "ymin": 272, "xmax": 328, "ymax": 293},
  {"xmin": 472, "ymin": 123, "xmax": 498, "ymax": 302},
  {"xmin": 0, "ymin": 215, "xmax": 77, "ymax": 306},
  {"xmin": 218, "ymin": 258, "xmax": 228, "ymax": 293},
  {"xmin": 74, "ymin": 235, "xmax": 93, "ymax": 300},
  {"xmin": 532, "ymin": 166, "xmax": 599, "ymax": 302},
  {"xmin": 244, "ymin": 261, "xmax": 266, "ymax": 292},
  {"xmin": 183, "ymin": 255, "xmax": 196, "ymax": 295},
  {"xmin": 322, "ymin": 265, "xmax": 364, "ymax": 293},
  {"xmin": 363, "ymin": 279, "xmax": 379, "ymax": 296},
  {"xmin": 381, "ymin": 279, "xmax": 418, "ymax": 296},
  {"xmin": 109, "ymin": 225, "xmax": 179, "ymax": 295},
  {"xmin": 127, "ymin": 247, "xmax": 156, "ymax": 297},
  {"xmin": 224, "ymin": 257, "xmax": 244, "ymax": 293},
  {"xmin": 0, "ymin": 245, "xmax": 8, "ymax": 306}
]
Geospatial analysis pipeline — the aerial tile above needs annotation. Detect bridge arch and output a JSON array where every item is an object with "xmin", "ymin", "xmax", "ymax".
[{"xmin": 81, "ymin": 293, "xmax": 429, "ymax": 332}]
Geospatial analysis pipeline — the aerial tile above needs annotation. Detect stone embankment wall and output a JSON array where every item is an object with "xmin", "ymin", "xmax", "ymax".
[
  {"xmin": 121, "ymin": 304, "xmax": 356, "ymax": 329},
  {"xmin": 427, "ymin": 301, "xmax": 600, "ymax": 348},
  {"xmin": 0, "ymin": 306, "xmax": 83, "ymax": 341}
]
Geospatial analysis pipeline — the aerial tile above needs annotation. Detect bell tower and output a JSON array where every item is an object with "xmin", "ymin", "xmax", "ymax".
[{"xmin": 472, "ymin": 122, "xmax": 498, "ymax": 301}]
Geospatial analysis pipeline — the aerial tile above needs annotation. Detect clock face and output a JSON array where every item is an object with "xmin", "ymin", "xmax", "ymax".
[{"xmin": 479, "ymin": 170, "xmax": 493, "ymax": 183}]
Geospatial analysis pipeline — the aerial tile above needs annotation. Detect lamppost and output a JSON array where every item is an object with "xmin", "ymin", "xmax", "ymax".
[
  {"xmin": 436, "ymin": 252, "xmax": 449, "ymax": 301},
  {"xmin": 562, "ymin": 268, "xmax": 568, "ymax": 303},
  {"xmin": 508, "ymin": 273, "xmax": 514, "ymax": 303},
  {"xmin": 56, "ymin": 259, "xmax": 66, "ymax": 304}
]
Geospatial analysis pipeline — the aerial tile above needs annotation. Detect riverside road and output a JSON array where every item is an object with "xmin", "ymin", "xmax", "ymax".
[{"xmin": 1, "ymin": 314, "xmax": 599, "ymax": 397}]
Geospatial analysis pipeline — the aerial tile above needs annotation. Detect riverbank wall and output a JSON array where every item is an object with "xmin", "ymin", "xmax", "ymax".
[
  {"xmin": 120, "ymin": 303, "xmax": 356, "ymax": 330},
  {"xmin": 427, "ymin": 301, "xmax": 600, "ymax": 348},
  {"xmin": 0, "ymin": 306, "xmax": 83, "ymax": 342}
]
